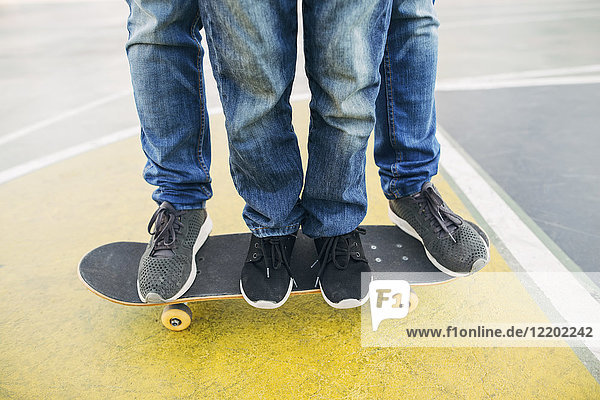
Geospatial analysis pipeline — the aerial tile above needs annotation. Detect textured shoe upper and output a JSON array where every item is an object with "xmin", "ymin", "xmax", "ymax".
[
  {"xmin": 390, "ymin": 182, "xmax": 489, "ymax": 274},
  {"xmin": 314, "ymin": 228, "xmax": 371, "ymax": 303},
  {"xmin": 138, "ymin": 202, "xmax": 207, "ymax": 301},
  {"xmin": 241, "ymin": 233, "xmax": 296, "ymax": 304}
]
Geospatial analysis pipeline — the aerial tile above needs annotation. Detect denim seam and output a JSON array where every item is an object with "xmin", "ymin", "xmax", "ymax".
[
  {"xmin": 383, "ymin": 42, "xmax": 402, "ymax": 198},
  {"xmin": 190, "ymin": 11, "xmax": 211, "ymax": 198}
]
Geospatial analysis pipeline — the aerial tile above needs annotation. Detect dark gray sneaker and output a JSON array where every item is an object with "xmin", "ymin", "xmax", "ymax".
[
  {"xmin": 137, "ymin": 201, "xmax": 212, "ymax": 303},
  {"xmin": 389, "ymin": 182, "xmax": 490, "ymax": 276}
]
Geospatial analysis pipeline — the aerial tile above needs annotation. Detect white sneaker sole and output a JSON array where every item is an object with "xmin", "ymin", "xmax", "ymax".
[
  {"xmin": 240, "ymin": 278, "xmax": 294, "ymax": 309},
  {"xmin": 388, "ymin": 206, "xmax": 489, "ymax": 277},
  {"xmin": 319, "ymin": 282, "xmax": 370, "ymax": 309},
  {"xmin": 139, "ymin": 213, "xmax": 213, "ymax": 303}
]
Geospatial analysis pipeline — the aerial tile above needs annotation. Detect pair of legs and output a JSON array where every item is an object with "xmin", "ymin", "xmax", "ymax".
[
  {"xmin": 197, "ymin": 0, "xmax": 392, "ymax": 308},
  {"xmin": 128, "ymin": 0, "xmax": 490, "ymax": 307},
  {"xmin": 127, "ymin": 0, "xmax": 439, "ymax": 219}
]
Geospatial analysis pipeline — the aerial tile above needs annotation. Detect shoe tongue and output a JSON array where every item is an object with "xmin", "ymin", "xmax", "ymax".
[
  {"xmin": 153, "ymin": 249, "xmax": 175, "ymax": 258},
  {"xmin": 151, "ymin": 213, "xmax": 180, "ymax": 258}
]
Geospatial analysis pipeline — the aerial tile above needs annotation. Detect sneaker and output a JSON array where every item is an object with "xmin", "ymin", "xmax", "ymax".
[
  {"xmin": 314, "ymin": 228, "xmax": 371, "ymax": 309},
  {"xmin": 388, "ymin": 182, "xmax": 490, "ymax": 276},
  {"xmin": 137, "ymin": 201, "xmax": 212, "ymax": 303},
  {"xmin": 240, "ymin": 233, "xmax": 297, "ymax": 309}
]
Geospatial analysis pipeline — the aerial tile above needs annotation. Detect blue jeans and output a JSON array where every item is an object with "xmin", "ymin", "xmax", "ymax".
[
  {"xmin": 126, "ymin": 1, "xmax": 213, "ymax": 210},
  {"xmin": 375, "ymin": 0, "xmax": 440, "ymax": 198},
  {"xmin": 125, "ymin": 0, "xmax": 438, "ymax": 237},
  {"xmin": 198, "ymin": 0, "xmax": 391, "ymax": 238}
]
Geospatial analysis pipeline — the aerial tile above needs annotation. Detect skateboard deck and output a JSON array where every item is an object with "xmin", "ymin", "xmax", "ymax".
[
  {"xmin": 79, "ymin": 225, "xmax": 454, "ymax": 305},
  {"xmin": 78, "ymin": 225, "xmax": 454, "ymax": 330}
]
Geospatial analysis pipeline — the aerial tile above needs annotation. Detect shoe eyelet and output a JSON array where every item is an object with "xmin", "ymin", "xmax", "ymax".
[
  {"xmin": 355, "ymin": 252, "xmax": 360, "ymax": 257},
  {"xmin": 252, "ymin": 253, "xmax": 258, "ymax": 259},
  {"xmin": 254, "ymin": 243, "xmax": 259, "ymax": 248}
]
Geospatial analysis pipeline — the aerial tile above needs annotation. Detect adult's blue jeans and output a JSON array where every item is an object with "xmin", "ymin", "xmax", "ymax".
[
  {"xmin": 126, "ymin": 1, "xmax": 213, "ymax": 210},
  {"xmin": 375, "ymin": 0, "xmax": 440, "ymax": 198},
  {"xmin": 125, "ymin": 0, "xmax": 438, "ymax": 237}
]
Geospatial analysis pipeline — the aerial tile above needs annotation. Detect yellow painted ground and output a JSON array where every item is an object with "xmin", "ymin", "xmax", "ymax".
[{"xmin": 1, "ymin": 101, "xmax": 599, "ymax": 399}]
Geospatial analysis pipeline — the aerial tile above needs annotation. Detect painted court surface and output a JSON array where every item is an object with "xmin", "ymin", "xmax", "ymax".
[{"xmin": 1, "ymin": 0, "xmax": 599, "ymax": 398}]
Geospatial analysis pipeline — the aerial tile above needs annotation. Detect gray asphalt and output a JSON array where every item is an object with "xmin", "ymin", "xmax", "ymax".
[
  {"xmin": 437, "ymin": 85, "xmax": 600, "ymax": 274},
  {"xmin": 434, "ymin": 0, "xmax": 600, "ymax": 279}
]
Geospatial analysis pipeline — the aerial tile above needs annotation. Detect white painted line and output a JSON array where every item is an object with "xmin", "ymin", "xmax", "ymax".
[
  {"xmin": 0, "ymin": 90, "xmax": 131, "ymax": 147},
  {"xmin": 206, "ymin": 106, "xmax": 223, "ymax": 115},
  {"xmin": 442, "ymin": 3, "xmax": 600, "ymax": 17},
  {"xmin": 290, "ymin": 92, "xmax": 312, "ymax": 102},
  {"xmin": 0, "ymin": 92, "xmax": 312, "ymax": 185},
  {"xmin": 203, "ymin": 91, "xmax": 311, "ymax": 116},
  {"xmin": 441, "ymin": 11, "xmax": 600, "ymax": 29},
  {"xmin": 438, "ymin": 65, "xmax": 600, "ymax": 84},
  {"xmin": 436, "ymin": 75, "xmax": 600, "ymax": 91},
  {"xmin": 437, "ymin": 127, "xmax": 600, "ymax": 359},
  {"xmin": 440, "ymin": 4, "xmax": 600, "ymax": 23},
  {"xmin": 0, "ymin": 126, "xmax": 138, "ymax": 185}
]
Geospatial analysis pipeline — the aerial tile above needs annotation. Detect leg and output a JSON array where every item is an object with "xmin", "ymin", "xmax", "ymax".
[
  {"xmin": 302, "ymin": 0, "xmax": 392, "ymax": 308},
  {"xmin": 199, "ymin": 0, "xmax": 304, "ymax": 238},
  {"xmin": 126, "ymin": 0, "xmax": 212, "ymax": 302},
  {"xmin": 378, "ymin": 1, "xmax": 490, "ymax": 275},
  {"xmin": 198, "ymin": 0, "xmax": 302, "ymax": 308},
  {"xmin": 301, "ymin": 0, "xmax": 392, "ymax": 238},
  {"xmin": 374, "ymin": 0, "xmax": 440, "ymax": 198},
  {"xmin": 126, "ymin": 0, "xmax": 212, "ymax": 210}
]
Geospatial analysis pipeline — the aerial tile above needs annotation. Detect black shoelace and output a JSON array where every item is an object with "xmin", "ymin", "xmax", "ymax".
[
  {"xmin": 314, "ymin": 228, "xmax": 366, "ymax": 287},
  {"xmin": 255, "ymin": 237, "xmax": 296, "ymax": 286},
  {"xmin": 416, "ymin": 185, "xmax": 462, "ymax": 242},
  {"xmin": 147, "ymin": 203, "xmax": 184, "ymax": 252}
]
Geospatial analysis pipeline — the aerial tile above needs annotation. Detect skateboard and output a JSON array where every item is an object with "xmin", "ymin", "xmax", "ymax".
[{"xmin": 78, "ymin": 225, "xmax": 454, "ymax": 331}]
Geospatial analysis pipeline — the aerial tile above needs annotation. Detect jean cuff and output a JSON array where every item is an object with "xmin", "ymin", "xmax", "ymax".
[
  {"xmin": 384, "ymin": 180, "xmax": 429, "ymax": 199},
  {"xmin": 154, "ymin": 199, "xmax": 206, "ymax": 211},
  {"xmin": 249, "ymin": 223, "xmax": 301, "ymax": 238}
]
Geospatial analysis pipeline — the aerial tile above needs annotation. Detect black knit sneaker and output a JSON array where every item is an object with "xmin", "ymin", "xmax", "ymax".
[
  {"xmin": 137, "ymin": 201, "xmax": 212, "ymax": 303},
  {"xmin": 240, "ymin": 233, "xmax": 297, "ymax": 309},
  {"xmin": 389, "ymin": 182, "xmax": 490, "ymax": 276},
  {"xmin": 314, "ymin": 228, "xmax": 371, "ymax": 309}
]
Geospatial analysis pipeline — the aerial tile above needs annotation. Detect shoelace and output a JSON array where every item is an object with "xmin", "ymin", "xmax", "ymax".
[
  {"xmin": 314, "ymin": 228, "xmax": 366, "ymax": 287},
  {"xmin": 256, "ymin": 236, "xmax": 296, "ymax": 286},
  {"xmin": 147, "ymin": 203, "xmax": 184, "ymax": 252},
  {"xmin": 416, "ymin": 184, "xmax": 462, "ymax": 242}
]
